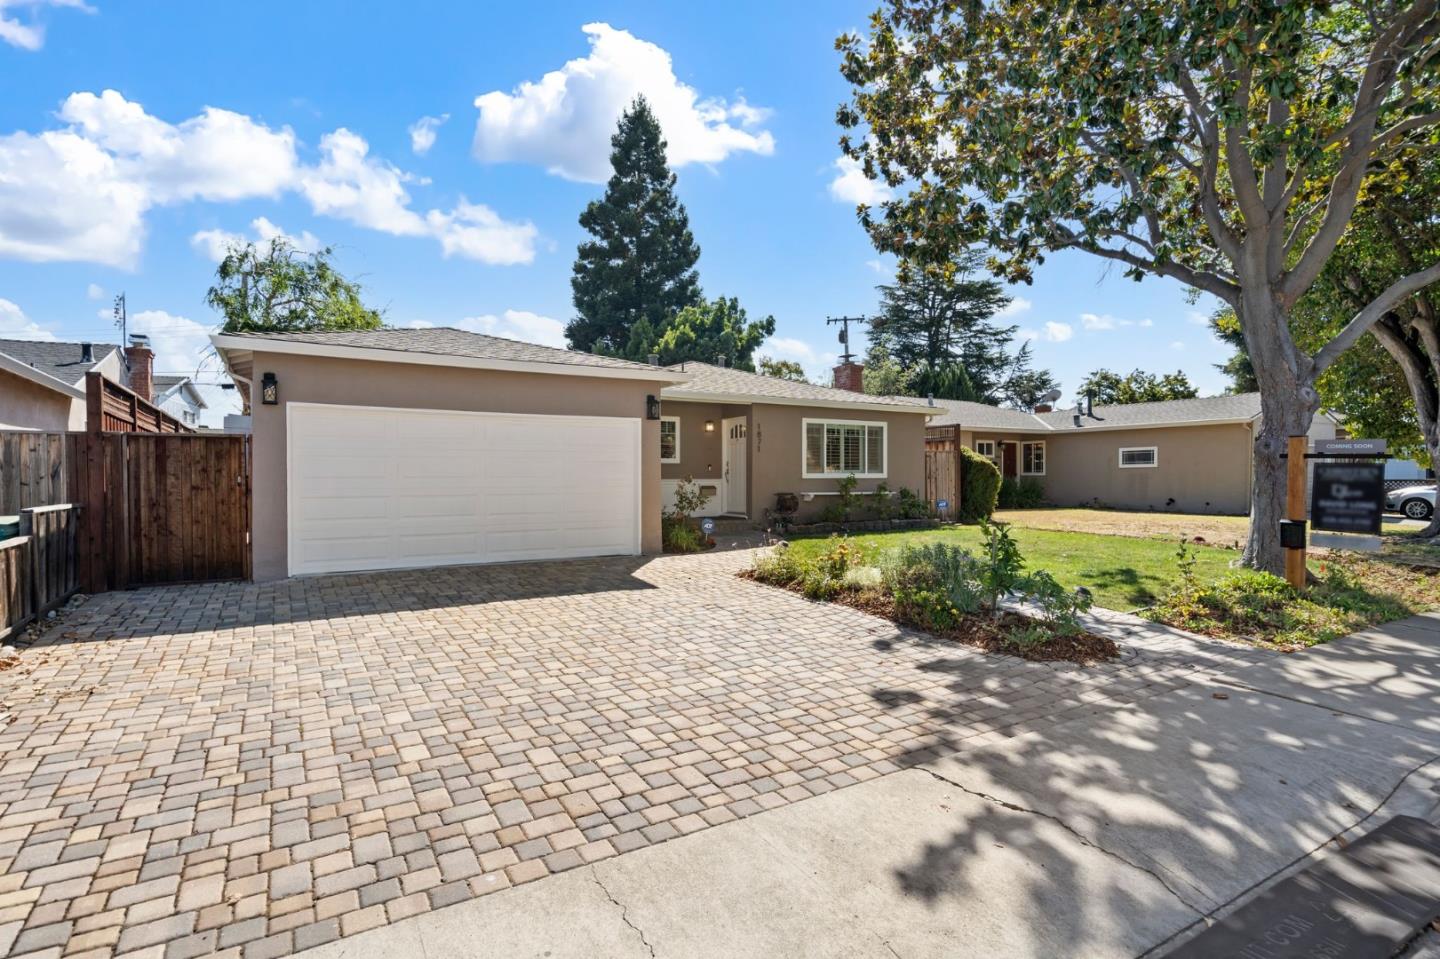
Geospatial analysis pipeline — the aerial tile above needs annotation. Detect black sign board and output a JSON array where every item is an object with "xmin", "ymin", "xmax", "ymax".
[
  {"xmin": 1165, "ymin": 815, "xmax": 1440, "ymax": 959},
  {"xmin": 1311, "ymin": 461, "xmax": 1384, "ymax": 535}
]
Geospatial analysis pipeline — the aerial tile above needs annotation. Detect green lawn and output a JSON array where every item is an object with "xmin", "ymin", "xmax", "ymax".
[{"xmin": 785, "ymin": 525, "xmax": 1236, "ymax": 611}]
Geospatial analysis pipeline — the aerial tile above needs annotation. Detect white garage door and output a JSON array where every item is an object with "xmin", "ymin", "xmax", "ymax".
[{"xmin": 287, "ymin": 403, "xmax": 641, "ymax": 576}]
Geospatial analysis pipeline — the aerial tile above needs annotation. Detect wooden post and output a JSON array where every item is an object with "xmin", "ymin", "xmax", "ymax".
[
  {"xmin": 952, "ymin": 425, "xmax": 963, "ymax": 521},
  {"xmin": 1284, "ymin": 434, "xmax": 1308, "ymax": 589}
]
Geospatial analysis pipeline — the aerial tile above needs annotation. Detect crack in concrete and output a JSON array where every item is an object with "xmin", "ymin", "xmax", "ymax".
[
  {"xmin": 879, "ymin": 936, "xmax": 903, "ymax": 958},
  {"xmin": 591, "ymin": 867, "xmax": 658, "ymax": 958},
  {"xmin": 918, "ymin": 766, "xmax": 1210, "ymax": 918}
]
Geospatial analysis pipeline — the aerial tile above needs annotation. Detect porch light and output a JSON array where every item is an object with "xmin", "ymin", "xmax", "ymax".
[
  {"xmin": 261, "ymin": 372, "xmax": 278, "ymax": 406},
  {"xmin": 646, "ymin": 395, "xmax": 661, "ymax": 420},
  {"xmin": 705, "ymin": 420, "xmax": 715, "ymax": 432}
]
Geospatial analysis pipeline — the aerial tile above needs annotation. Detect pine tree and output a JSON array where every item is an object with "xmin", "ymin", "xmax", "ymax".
[{"xmin": 568, "ymin": 97, "xmax": 702, "ymax": 353}]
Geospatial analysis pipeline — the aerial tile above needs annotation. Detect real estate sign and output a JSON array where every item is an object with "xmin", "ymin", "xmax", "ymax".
[{"xmin": 1311, "ymin": 461, "xmax": 1384, "ymax": 535}]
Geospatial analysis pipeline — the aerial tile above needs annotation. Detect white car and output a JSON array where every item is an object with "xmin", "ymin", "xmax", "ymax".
[{"xmin": 1386, "ymin": 484, "xmax": 1436, "ymax": 520}]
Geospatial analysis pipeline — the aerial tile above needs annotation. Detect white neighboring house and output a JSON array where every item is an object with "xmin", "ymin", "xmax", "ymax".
[{"xmin": 151, "ymin": 375, "xmax": 207, "ymax": 428}]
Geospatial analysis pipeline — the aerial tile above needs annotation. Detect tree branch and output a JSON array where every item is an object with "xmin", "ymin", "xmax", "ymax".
[
  {"xmin": 1051, "ymin": 226, "xmax": 1240, "ymax": 303},
  {"xmin": 1314, "ymin": 259, "xmax": 1440, "ymax": 373}
]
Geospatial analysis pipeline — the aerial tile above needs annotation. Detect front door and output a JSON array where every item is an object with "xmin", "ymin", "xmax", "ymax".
[
  {"xmin": 723, "ymin": 417, "xmax": 748, "ymax": 515},
  {"xmin": 1001, "ymin": 442, "xmax": 1018, "ymax": 478}
]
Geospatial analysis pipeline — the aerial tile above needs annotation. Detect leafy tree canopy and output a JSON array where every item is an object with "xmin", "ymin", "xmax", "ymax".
[
  {"xmin": 861, "ymin": 338, "xmax": 916, "ymax": 397},
  {"xmin": 756, "ymin": 357, "xmax": 810, "ymax": 383},
  {"xmin": 1210, "ymin": 310, "xmax": 1259, "ymax": 394},
  {"xmin": 617, "ymin": 296, "xmax": 775, "ymax": 371},
  {"xmin": 568, "ymin": 96, "xmax": 701, "ymax": 353},
  {"xmin": 1077, "ymin": 369, "xmax": 1200, "ymax": 405},
  {"xmin": 206, "ymin": 238, "xmax": 383, "ymax": 334}
]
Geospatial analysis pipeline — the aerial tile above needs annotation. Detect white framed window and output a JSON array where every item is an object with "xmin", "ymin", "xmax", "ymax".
[
  {"xmin": 803, "ymin": 418, "xmax": 887, "ymax": 478},
  {"xmin": 1118, "ymin": 446, "xmax": 1158, "ymax": 468},
  {"xmin": 1021, "ymin": 441, "xmax": 1046, "ymax": 476},
  {"xmin": 659, "ymin": 416, "xmax": 680, "ymax": 464},
  {"xmin": 974, "ymin": 440, "xmax": 996, "ymax": 459}
]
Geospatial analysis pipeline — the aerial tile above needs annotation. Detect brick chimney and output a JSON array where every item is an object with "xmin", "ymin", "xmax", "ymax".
[
  {"xmin": 832, "ymin": 360, "xmax": 864, "ymax": 393},
  {"xmin": 125, "ymin": 333, "xmax": 154, "ymax": 403},
  {"xmin": 1033, "ymin": 403, "xmax": 1053, "ymax": 413}
]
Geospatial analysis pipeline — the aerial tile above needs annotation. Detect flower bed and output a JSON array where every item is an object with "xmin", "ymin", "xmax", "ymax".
[{"xmin": 776, "ymin": 517, "xmax": 937, "ymax": 536}]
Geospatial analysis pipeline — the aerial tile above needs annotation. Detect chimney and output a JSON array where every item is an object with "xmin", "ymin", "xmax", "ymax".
[
  {"xmin": 1033, "ymin": 403, "xmax": 1053, "ymax": 413},
  {"xmin": 81, "ymin": 342, "xmax": 93, "ymax": 363},
  {"xmin": 832, "ymin": 360, "xmax": 864, "ymax": 393},
  {"xmin": 1084, "ymin": 391, "xmax": 1094, "ymax": 418},
  {"xmin": 125, "ymin": 333, "xmax": 154, "ymax": 403},
  {"xmin": 647, "ymin": 353, "xmax": 660, "ymax": 367}
]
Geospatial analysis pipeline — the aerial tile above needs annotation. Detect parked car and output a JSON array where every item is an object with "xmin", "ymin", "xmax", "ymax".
[{"xmin": 1386, "ymin": 484, "xmax": 1436, "ymax": 520}]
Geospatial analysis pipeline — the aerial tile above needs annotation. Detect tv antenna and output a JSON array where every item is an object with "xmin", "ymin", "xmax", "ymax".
[
  {"xmin": 112, "ymin": 292, "xmax": 127, "ymax": 345},
  {"xmin": 827, "ymin": 315, "xmax": 867, "ymax": 364}
]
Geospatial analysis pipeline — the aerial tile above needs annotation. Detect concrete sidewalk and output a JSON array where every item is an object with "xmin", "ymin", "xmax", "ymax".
[{"xmin": 299, "ymin": 614, "xmax": 1440, "ymax": 959}]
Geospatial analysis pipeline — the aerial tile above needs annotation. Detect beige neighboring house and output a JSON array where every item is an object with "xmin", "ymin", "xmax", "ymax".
[
  {"xmin": 926, "ymin": 393, "xmax": 1340, "ymax": 515},
  {"xmin": 0, "ymin": 338, "xmax": 127, "ymax": 430},
  {"xmin": 211, "ymin": 328, "xmax": 931, "ymax": 582}
]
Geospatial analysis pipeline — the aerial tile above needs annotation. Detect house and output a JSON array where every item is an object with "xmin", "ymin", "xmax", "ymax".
[
  {"xmin": 0, "ymin": 337, "xmax": 135, "ymax": 430},
  {"xmin": 926, "ymin": 393, "xmax": 1339, "ymax": 514},
  {"xmin": 151, "ymin": 374, "xmax": 208, "ymax": 428},
  {"xmin": 211, "ymin": 328, "xmax": 931, "ymax": 581}
]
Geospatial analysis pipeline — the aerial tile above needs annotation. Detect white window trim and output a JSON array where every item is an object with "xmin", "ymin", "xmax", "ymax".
[
  {"xmin": 1118, "ymin": 446, "xmax": 1158, "ymax": 469},
  {"xmin": 660, "ymin": 416, "xmax": 681, "ymax": 464},
  {"xmin": 1021, "ymin": 440, "xmax": 1046, "ymax": 476},
  {"xmin": 802, "ymin": 417, "xmax": 888, "ymax": 479},
  {"xmin": 974, "ymin": 439, "xmax": 996, "ymax": 459}
]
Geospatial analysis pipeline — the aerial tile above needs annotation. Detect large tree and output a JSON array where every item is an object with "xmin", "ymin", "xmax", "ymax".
[
  {"xmin": 568, "ymin": 97, "xmax": 702, "ymax": 353},
  {"xmin": 619, "ymin": 296, "xmax": 775, "ymax": 371},
  {"xmin": 1211, "ymin": 310, "xmax": 1260, "ymax": 393},
  {"xmin": 756, "ymin": 357, "xmax": 810, "ymax": 383},
  {"xmin": 839, "ymin": 1, "xmax": 1440, "ymax": 573},
  {"xmin": 1078, "ymin": 368, "xmax": 1200, "ymax": 405},
  {"xmin": 206, "ymin": 238, "xmax": 383, "ymax": 334},
  {"xmin": 870, "ymin": 251, "xmax": 1025, "ymax": 400}
]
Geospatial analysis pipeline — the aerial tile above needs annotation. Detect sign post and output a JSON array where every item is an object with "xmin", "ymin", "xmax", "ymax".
[
  {"xmin": 1284, "ymin": 435, "xmax": 1308, "ymax": 590},
  {"xmin": 1283, "ymin": 437, "xmax": 1389, "ymax": 588}
]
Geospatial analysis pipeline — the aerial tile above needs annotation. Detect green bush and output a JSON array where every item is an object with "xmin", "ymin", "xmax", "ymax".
[
  {"xmin": 662, "ymin": 517, "xmax": 705, "ymax": 553},
  {"xmin": 881, "ymin": 541, "xmax": 985, "ymax": 629},
  {"xmin": 1018, "ymin": 569, "xmax": 1092, "ymax": 636},
  {"xmin": 999, "ymin": 476, "xmax": 1045, "ymax": 508},
  {"xmin": 958, "ymin": 447, "xmax": 1001, "ymax": 523},
  {"xmin": 894, "ymin": 486, "xmax": 931, "ymax": 519},
  {"xmin": 751, "ymin": 536, "xmax": 863, "ymax": 599}
]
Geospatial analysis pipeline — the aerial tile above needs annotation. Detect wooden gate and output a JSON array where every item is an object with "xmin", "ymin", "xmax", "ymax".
[
  {"xmin": 81, "ymin": 433, "xmax": 251, "ymax": 591},
  {"xmin": 924, "ymin": 426, "xmax": 963, "ymax": 516}
]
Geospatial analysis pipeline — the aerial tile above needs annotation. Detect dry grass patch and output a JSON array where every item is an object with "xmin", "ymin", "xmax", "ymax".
[{"xmin": 994, "ymin": 508, "xmax": 1249, "ymax": 548}]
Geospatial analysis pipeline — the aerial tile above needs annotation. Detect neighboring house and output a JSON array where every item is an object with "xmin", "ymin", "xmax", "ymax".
[
  {"xmin": 0, "ymin": 338, "xmax": 128, "ymax": 430},
  {"xmin": 211, "ymin": 328, "xmax": 931, "ymax": 581},
  {"xmin": 926, "ymin": 393, "xmax": 1339, "ymax": 515},
  {"xmin": 151, "ymin": 374, "xmax": 208, "ymax": 428}
]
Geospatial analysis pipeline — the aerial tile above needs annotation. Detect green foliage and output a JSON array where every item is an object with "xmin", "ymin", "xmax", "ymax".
[
  {"xmin": 870, "ymin": 482, "xmax": 892, "ymax": 520},
  {"xmin": 662, "ymin": 477, "xmax": 713, "ymax": 553},
  {"xmin": 860, "ymin": 338, "xmax": 916, "ymax": 397},
  {"xmin": 662, "ymin": 519, "xmax": 705, "ymax": 553},
  {"xmin": 667, "ymin": 477, "xmax": 712, "ymax": 523},
  {"xmin": 998, "ymin": 476, "xmax": 1045, "ymax": 509},
  {"xmin": 978, "ymin": 520, "xmax": 1025, "ymax": 614},
  {"xmin": 756, "ymin": 357, "xmax": 809, "ymax": 383},
  {"xmin": 568, "ymin": 97, "xmax": 701, "ymax": 354},
  {"xmin": 750, "ymin": 537, "xmax": 864, "ymax": 599},
  {"xmin": 206, "ymin": 238, "xmax": 383, "ymax": 334},
  {"xmin": 1210, "ymin": 310, "xmax": 1259, "ymax": 394},
  {"xmin": 881, "ymin": 541, "xmax": 986, "ymax": 629},
  {"xmin": 1018, "ymin": 569, "xmax": 1092, "ymax": 637},
  {"xmin": 894, "ymin": 487, "xmax": 930, "ymax": 520},
  {"xmin": 618, "ymin": 296, "xmax": 775, "ymax": 370},
  {"xmin": 1077, "ymin": 369, "xmax": 1199, "ymax": 406},
  {"xmin": 958, "ymin": 447, "xmax": 1000, "ymax": 523}
]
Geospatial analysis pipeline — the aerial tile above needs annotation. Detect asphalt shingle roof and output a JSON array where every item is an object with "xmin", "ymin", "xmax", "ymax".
[
  {"xmin": 221, "ymin": 327, "xmax": 672, "ymax": 373},
  {"xmin": 925, "ymin": 393, "xmax": 1264, "ymax": 432},
  {"xmin": 0, "ymin": 339, "xmax": 118, "ymax": 386},
  {"xmin": 661, "ymin": 362, "xmax": 933, "ymax": 410}
]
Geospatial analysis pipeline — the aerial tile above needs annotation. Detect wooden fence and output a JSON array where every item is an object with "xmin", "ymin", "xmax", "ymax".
[
  {"xmin": 86, "ymin": 372, "xmax": 191, "ymax": 434},
  {"xmin": 924, "ymin": 426, "xmax": 963, "ymax": 517},
  {"xmin": 0, "ymin": 504, "xmax": 81, "ymax": 640},
  {"xmin": 0, "ymin": 432, "xmax": 79, "ymax": 513}
]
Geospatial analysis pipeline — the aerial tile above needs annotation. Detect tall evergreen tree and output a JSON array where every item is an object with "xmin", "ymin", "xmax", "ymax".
[
  {"xmin": 568, "ymin": 97, "xmax": 701, "ymax": 353},
  {"xmin": 1076, "ymin": 368, "xmax": 1200, "ymax": 405}
]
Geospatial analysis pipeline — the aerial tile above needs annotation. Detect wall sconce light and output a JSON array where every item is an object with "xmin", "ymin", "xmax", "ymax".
[
  {"xmin": 261, "ymin": 372, "xmax": 278, "ymax": 405},
  {"xmin": 704, "ymin": 420, "xmax": 715, "ymax": 432},
  {"xmin": 646, "ymin": 395, "xmax": 661, "ymax": 420}
]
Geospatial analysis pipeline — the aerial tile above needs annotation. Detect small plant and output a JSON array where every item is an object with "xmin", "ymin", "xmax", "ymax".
[
  {"xmin": 1018, "ymin": 569, "xmax": 1092, "ymax": 636},
  {"xmin": 835, "ymin": 473, "xmax": 859, "ymax": 521},
  {"xmin": 819, "ymin": 535, "xmax": 862, "ymax": 579},
  {"xmin": 978, "ymin": 520, "xmax": 1025, "ymax": 614},
  {"xmin": 663, "ymin": 477, "xmax": 714, "ymax": 553},
  {"xmin": 871, "ymin": 482, "xmax": 893, "ymax": 520},
  {"xmin": 668, "ymin": 477, "xmax": 712, "ymax": 524},
  {"xmin": 881, "ymin": 541, "xmax": 985, "ymax": 629},
  {"xmin": 894, "ymin": 486, "xmax": 930, "ymax": 520},
  {"xmin": 663, "ymin": 520, "xmax": 705, "ymax": 553}
]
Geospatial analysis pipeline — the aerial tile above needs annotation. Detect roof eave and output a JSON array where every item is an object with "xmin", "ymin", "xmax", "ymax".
[
  {"xmin": 661, "ymin": 389, "xmax": 934, "ymax": 415},
  {"xmin": 0, "ymin": 351, "xmax": 87, "ymax": 400}
]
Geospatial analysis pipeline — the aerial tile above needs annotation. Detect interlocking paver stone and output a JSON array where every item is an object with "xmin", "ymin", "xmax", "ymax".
[{"xmin": 0, "ymin": 548, "xmax": 1218, "ymax": 956}]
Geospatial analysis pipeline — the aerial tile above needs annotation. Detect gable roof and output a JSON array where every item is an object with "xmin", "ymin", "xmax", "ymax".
[
  {"xmin": 661, "ymin": 362, "xmax": 934, "ymax": 414},
  {"xmin": 0, "ymin": 338, "xmax": 119, "ymax": 386},
  {"xmin": 926, "ymin": 393, "xmax": 1266, "ymax": 433},
  {"xmin": 152, "ymin": 374, "xmax": 209, "ymax": 409},
  {"xmin": 210, "ymin": 328, "xmax": 692, "ymax": 383}
]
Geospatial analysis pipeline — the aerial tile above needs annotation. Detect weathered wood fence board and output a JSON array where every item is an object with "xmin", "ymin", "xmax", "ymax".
[
  {"xmin": 923, "ymin": 425, "xmax": 963, "ymax": 515},
  {"xmin": 0, "ymin": 432, "xmax": 79, "ymax": 514},
  {"xmin": 0, "ymin": 504, "xmax": 82, "ymax": 640}
]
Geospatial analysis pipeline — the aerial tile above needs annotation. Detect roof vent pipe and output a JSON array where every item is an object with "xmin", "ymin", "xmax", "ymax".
[
  {"xmin": 716, "ymin": 355, "xmax": 727, "ymax": 367},
  {"xmin": 647, "ymin": 354, "xmax": 659, "ymax": 366},
  {"xmin": 81, "ymin": 342, "xmax": 93, "ymax": 363},
  {"xmin": 927, "ymin": 393, "xmax": 934, "ymax": 407},
  {"xmin": 1085, "ymin": 390, "xmax": 1094, "ymax": 418}
]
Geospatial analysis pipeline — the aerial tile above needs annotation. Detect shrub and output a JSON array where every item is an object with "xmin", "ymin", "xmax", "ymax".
[
  {"xmin": 881, "ymin": 541, "xmax": 985, "ymax": 629},
  {"xmin": 1018, "ymin": 569, "xmax": 1092, "ymax": 636},
  {"xmin": 750, "ymin": 537, "xmax": 863, "ymax": 600},
  {"xmin": 871, "ymin": 482, "xmax": 893, "ymax": 520},
  {"xmin": 669, "ymin": 477, "xmax": 712, "ymax": 521},
  {"xmin": 958, "ymin": 447, "xmax": 1001, "ymax": 523},
  {"xmin": 894, "ymin": 486, "xmax": 930, "ymax": 519},
  {"xmin": 978, "ymin": 520, "xmax": 1025, "ymax": 613},
  {"xmin": 663, "ymin": 519, "xmax": 706, "ymax": 553},
  {"xmin": 997, "ymin": 476, "xmax": 1044, "ymax": 509}
]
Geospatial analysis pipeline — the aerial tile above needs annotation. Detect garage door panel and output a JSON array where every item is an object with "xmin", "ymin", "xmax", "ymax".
[{"xmin": 288, "ymin": 404, "xmax": 640, "ymax": 576}]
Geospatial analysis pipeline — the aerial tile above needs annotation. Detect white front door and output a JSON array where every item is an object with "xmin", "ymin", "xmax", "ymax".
[{"xmin": 723, "ymin": 416, "xmax": 748, "ymax": 516}]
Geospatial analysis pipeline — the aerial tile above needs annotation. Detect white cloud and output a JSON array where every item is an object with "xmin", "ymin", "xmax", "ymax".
[
  {"xmin": 1186, "ymin": 310, "xmax": 1210, "ymax": 326},
  {"xmin": 1018, "ymin": 321, "xmax": 1073, "ymax": 343},
  {"xmin": 0, "ymin": 0, "xmax": 92, "ymax": 51},
  {"xmin": 127, "ymin": 307, "xmax": 243, "ymax": 426},
  {"xmin": 472, "ymin": 23, "xmax": 775, "ymax": 183},
  {"xmin": 864, "ymin": 258, "xmax": 890, "ymax": 276},
  {"xmin": 995, "ymin": 296, "xmax": 1032, "ymax": 319},
  {"xmin": 86, "ymin": 282, "xmax": 105, "ymax": 300},
  {"xmin": 828, "ymin": 156, "xmax": 891, "ymax": 206},
  {"xmin": 408, "ymin": 114, "xmax": 447, "ymax": 155},
  {"xmin": 759, "ymin": 335, "xmax": 838, "ymax": 382},
  {"xmin": 1139, "ymin": 318, "xmax": 1154, "ymax": 327},
  {"xmin": 190, "ymin": 216, "xmax": 321, "ymax": 262},
  {"xmin": 426, "ymin": 202, "xmax": 539, "ymax": 266},
  {"xmin": 453, "ymin": 310, "xmax": 567, "ymax": 348},
  {"xmin": 0, "ymin": 297, "xmax": 58, "ymax": 340},
  {"xmin": 1170, "ymin": 340, "xmax": 1186, "ymax": 350}
]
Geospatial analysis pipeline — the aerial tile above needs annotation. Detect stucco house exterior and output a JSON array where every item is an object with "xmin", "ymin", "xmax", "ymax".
[
  {"xmin": 926, "ymin": 393, "xmax": 1340, "ymax": 514},
  {"xmin": 152, "ymin": 374, "xmax": 208, "ymax": 428},
  {"xmin": 212, "ymin": 328, "xmax": 932, "ymax": 581},
  {"xmin": 0, "ymin": 338, "xmax": 126, "ymax": 431}
]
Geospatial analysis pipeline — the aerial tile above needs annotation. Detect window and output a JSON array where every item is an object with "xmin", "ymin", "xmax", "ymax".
[
  {"xmin": 660, "ymin": 416, "xmax": 680, "ymax": 464},
  {"xmin": 1021, "ymin": 441, "xmax": 1046, "ymax": 476},
  {"xmin": 803, "ymin": 419, "xmax": 886, "ymax": 478},
  {"xmin": 1118, "ymin": 446, "xmax": 1158, "ymax": 468},
  {"xmin": 974, "ymin": 440, "xmax": 996, "ymax": 460}
]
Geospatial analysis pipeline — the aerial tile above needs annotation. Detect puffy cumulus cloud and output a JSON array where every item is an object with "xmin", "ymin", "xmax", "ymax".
[
  {"xmin": 86, "ymin": 282, "xmax": 105, "ymax": 300},
  {"xmin": 190, "ymin": 217, "xmax": 321, "ymax": 262},
  {"xmin": 1079, "ymin": 312, "xmax": 1155, "ymax": 331},
  {"xmin": 455, "ymin": 310, "xmax": 567, "ymax": 348},
  {"xmin": 0, "ymin": 0, "xmax": 92, "ymax": 51},
  {"xmin": 758, "ymin": 335, "xmax": 838, "ymax": 382},
  {"xmin": 408, "ymin": 114, "xmax": 447, "ymax": 155},
  {"xmin": 0, "ymin": 93, "xmax": 538, "ymax": 268},
  {"xmin": 127, "ymin": 308, "xmax": 242, "ymax": 426},
  {"xmin": 472, "ymin": 23, "xmax": 775, "ymax": 183},
  {"xmin": 1018, "ymin": 321, "xmax": 1073, "ymax": 343},
  {"xmin": 996, "ymin": 296, "xmax": 1032, "ymax": 319},
  {"xmin": 0, "ymin": 297, "xmax": 58, "ymax": 340},
  {"xmin": 828, "ymin": 156, "xmax": 891, "ymax": 206}
]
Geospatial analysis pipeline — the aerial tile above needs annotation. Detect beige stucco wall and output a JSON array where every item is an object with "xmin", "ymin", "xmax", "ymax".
[
  {"xmin": 247, "ymin": 350, "xmax": 673, "ymax": 581},
  {"xmin": 747, "ymin": 402, "xmax": 927, "ymax": 521},
  {"xmin": 0, "ymin": 369, "xmax": 73, "ymax": 431},
  {"xmin": 660, "ymin": 400, "xmax": 724, "ymax": 483}
]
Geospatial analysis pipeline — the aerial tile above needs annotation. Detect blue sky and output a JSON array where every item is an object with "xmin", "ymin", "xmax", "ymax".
[{"xmin": 0, "ymin": 0, "xmax": 1230, "ymax": 424}]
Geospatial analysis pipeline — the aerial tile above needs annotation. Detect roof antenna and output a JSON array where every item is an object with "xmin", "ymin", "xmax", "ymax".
[{"xmin": 826, "ymin": 314, "xmax": 868, "ymax": 364}]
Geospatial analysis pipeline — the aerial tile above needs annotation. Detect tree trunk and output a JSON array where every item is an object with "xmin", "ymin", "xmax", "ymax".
[{"xmin": 1240, "ymin": 295, "xmax": 1321, "ymax": 574}]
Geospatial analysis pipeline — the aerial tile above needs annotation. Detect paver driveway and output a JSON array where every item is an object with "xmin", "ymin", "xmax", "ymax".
[{"xmin": 0, "ymin": 550, "xmax": 1192, "ymax": 958}]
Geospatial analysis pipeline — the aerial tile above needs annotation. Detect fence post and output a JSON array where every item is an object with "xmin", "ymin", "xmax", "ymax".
[
  {"xmin": 80, "ymin": 432, "xmax": 107, "ymax": 594},
  {"xmin": 952, "ymin": 425, "xmax": 963, "ymax": 519},
  {"xmin": 17, "ymin": 507, "xmax": 35, "ymax": 621}
]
